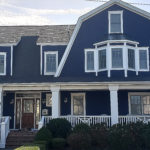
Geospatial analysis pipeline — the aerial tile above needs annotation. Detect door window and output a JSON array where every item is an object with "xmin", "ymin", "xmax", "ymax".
[{"xmin": 24, "ymin": 100, "xmax": 33, "ymax": 113}]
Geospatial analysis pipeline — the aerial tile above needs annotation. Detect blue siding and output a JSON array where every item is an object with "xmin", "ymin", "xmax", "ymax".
[
  {"xmin": 61, "ymin": 91, "xmax": 110, "ymax": 115},
  {"xmin": 60, "ymin": 4, "xmax": 150, "ymax": 82},
  {"xmin": 0, "ymin": 46, "xmax": 11, "ymax": 76},
  {"xmin": 41, "ymin": 92, "xmax": 52, "ymax": 116},
  {"xmin": 42, "ymin": 45, "xmax": 66, "ymax": 75},
  {"xmin": 3, "ymin": 92, "xmax": 15, "ymax": 129}
]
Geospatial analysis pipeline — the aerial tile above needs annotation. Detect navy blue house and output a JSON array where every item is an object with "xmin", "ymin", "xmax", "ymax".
[{"xmin": 1, "ymin": 0, "xmax": 150, "ymax": 137}]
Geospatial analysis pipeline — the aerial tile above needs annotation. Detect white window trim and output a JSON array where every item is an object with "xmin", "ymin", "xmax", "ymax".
[
  {"xmin": 108, "ymin": 11, "xmax": 123, "ymax": 34},
  {"xmin": 71, "ymin": 93, "xmax": 86, "ymax": 116},
  {"xmin": 44, "ymin": 51, "xmax": 58, "ymax": 75},
  {"xmin": 85, "ymin": 49, "xmax": 95, "ymax": 72},
  {"xmin": 128, "ymin": 92, "xmax": 150, "ymax": 115},
  {"xmin": 138, "ymin": 47, "xmax": 149, "ymax": 71},
  {"xmin": 0, "ymin": 52, "xmax": 6, "ymax": 76}
]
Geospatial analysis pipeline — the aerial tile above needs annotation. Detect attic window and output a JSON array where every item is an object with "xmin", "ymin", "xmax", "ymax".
[
  {"xmin": 0, "ymin": 52, "xmax": 6, "ymax": 76},
  {"xmin": 44, "ymin": 51, "xmax": 58, "ymax": 75},
  {"xmin": 109, "ymin": 11, "xmax": 123, "ymax": 33}
]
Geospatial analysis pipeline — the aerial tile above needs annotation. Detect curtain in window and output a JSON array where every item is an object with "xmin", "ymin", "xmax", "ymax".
[
  {"xmin": 46, "ymin": 54, "xmax": 56, "ymax": 72},
  {"xmin": 139, "ymin": 50, "xmax": 147, "ymax": 69},
  {"xmin": 0, "ymin": 55, "xmax": 4, "ymax": 73},
  {"xmin": 110, "ymin": 14, "xmax": 121, "ymax": 33},
  {"xmin": 128, "ymin": 49, "xmax": 135, "ymax": 69},
  {"xmin": 112, "ymin": 48, "xmax": 123, "ymax": 68},
  {"xmin": 87, "ymin": 51, "xmax": 94, "ymax": 70},
  {"xmin": 99, "ymin": 49, "xmax": 106, "ymax": 70}
]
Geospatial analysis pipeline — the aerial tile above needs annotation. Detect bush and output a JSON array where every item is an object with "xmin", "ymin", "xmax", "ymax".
[
  {"xmin": 46, "ymin": 118, "xmax": 71, "ymax": 138},
  {"xmin": 15, "ymin": 146, "xmax": 40, "ymax": 150},
  {"xmin": 52, "ymin": 138, "xmax": 66, "ymax": 149},
  {"xmin": 73, "ymin": 123, "xmax": 90, "ymax": 133},
  {"xmin": 67, "ymin": 133, "xmax": 92, "ymax": 150},
  {"xmin": 34, "ymin": 127, "xmax": 52, "ymax": 142},
  {"xmin": 90, "ymin": 123, "xmax": 108, "ymax": 149}
]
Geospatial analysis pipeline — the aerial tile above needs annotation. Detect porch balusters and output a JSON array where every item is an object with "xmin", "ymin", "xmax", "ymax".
[
  {"xmin": 51, "ymin": 86, "xmax": 60, "ymax": 118},
  {"xmin": 109, "ymin": 85, "xmax": 119, "ymax": 125}
]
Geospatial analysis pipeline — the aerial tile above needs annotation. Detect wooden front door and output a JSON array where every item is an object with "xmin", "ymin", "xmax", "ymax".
[{"xmin": 22, "ymin": 99, "xmax": 34, "ymax": 129}]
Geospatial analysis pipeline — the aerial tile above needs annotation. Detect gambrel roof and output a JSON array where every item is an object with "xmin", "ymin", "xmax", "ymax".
[{"xmin": 0, "ymin": 25, "xmax": 75, "ymax": 45}]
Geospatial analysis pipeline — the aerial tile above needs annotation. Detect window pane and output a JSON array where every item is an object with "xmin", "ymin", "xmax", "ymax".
[
  {"xmin": 130, "ymin": 96, "xmax": 142, "ymax": 115},
  {"xmin": 112, "ymin": 48, "xmax": 123, "ymax": 68},
  {"xmin": 0, "ymin": 55, "xmax": 4, "ymax": 73},
  {"xmin": 99, "ymin": 49, "xmax": 106, "ymax": 69},
  {"xmin": 46, "ymin": 54, "xmax": 56, "ymax": 73},
  {"xmin": 142, "ymin": 96, "xmax": 150, "ymax": 115},
  {"xmin": 139, "ymin": 50, "xmax": 147, "ymax": 69},
  {"xmin": 73, "ymin": 95, "xmax": 84, "ymax": 115},
  {"xmin": 86, "ymin": 51, "xmax": 94, "ymax": 70},
  {"xmin": 128, "ymin": 49, "xmax": 135, "ymax": 69},
  {"xmin": 110, "ymin": 14, "xmax": 121, "ymax": 33}
]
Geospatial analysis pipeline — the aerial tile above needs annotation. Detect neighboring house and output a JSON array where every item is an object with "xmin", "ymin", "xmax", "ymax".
[{"xmin": 1, "ymin": 0, "xmax": 150, "ymax": 147}]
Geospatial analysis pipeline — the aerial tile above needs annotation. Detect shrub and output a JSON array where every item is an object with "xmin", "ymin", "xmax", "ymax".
[
  {"xmin": 15, "ymin": 146, "xmax": 40, "ymax": 150},
  {"xmin": 73, "ymin": 123, "xmax": 90, "ymax": 133},
  {"xmin": 52, "ymin": 138, "xmax": 66, "ymax": 149},
  {"xmin": 46, "ymin": 118, "xmax": 71, "ymax": 138},
  {"xmin": 90, "ymin": 123, "xmax": 108, "ymax": 149},
  {"xmin": 34, "ymin": 127, "xmax": 52, "ymax": 142},
  {"xmin": 67, "ymin": 133, "xmax": 92, "ymax": 150}
]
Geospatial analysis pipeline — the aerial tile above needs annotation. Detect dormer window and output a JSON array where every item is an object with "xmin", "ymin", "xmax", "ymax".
[
  {"xmin": 0, "ymin": 52, "xmax": 6, "ymax": 75},
  {"xmin": 44, "ymin": 51, "xmax": 58, "ymax": 75},
  {"xmin": 109, "ymin": 11, "xmax": 123, "ymax": 33}
]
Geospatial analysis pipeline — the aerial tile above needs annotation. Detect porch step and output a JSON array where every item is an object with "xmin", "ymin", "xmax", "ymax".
[{"xmin": 6, "ymin": 130, "xmax": 37, "ymax": 149}]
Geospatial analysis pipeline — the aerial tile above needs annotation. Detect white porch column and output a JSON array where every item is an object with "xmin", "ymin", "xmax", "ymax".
[
  {"xmin": 0, "ymin": 87, "xmax": 3, "ymax": 117},
  {"xmin": 109, "ymin": 85, "xmax": 119, "ymax": 125},
  {"xmin": 51, "ymin": 86, "xmax": 60, "ymax": 118}
]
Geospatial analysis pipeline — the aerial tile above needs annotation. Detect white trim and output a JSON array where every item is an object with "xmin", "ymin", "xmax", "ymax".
[
  {"xmin": 84, "ymin": 49, "xmax": 95, "ymax": 72},
  {"xmin": 71, "ymin": 93, "xmax": 86, "ymax": 116},
  {"xmin": 40, "ymin": 45, "xmax": 42, "ymax": 75},
  {"xmin": 44, "ymin": 51, "xmax": 58, "ymax": 75},
  {"xmin": 108, "ymin": 11, "xmax": 123, "ymax": 34},
  {"xmin": 138, "ymin": 47, "xmax": 149, "ymax": 71},
  {"xmin": 10, "ymin": 45, "xmax": 13, "ymax": 76},
  {"xmin": 37, "ymin": 42, "xmax": 68, "ymax": 46},
  {"xmin": 0, "ymin": 52, "xmax": 6, "ymax": 76},
  {"xmin": 55, "ymin": 0, "xmax": 150, "ymax": 77}
]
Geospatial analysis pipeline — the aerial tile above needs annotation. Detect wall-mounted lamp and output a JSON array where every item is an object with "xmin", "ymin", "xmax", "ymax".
[
  {"xmin": 42, "ymin": 99, "xmax": 46, "ymax": 104},
  {"xmin": 64, "ymin": 97, "xmax": 68, "ymax": 103},
  {"xmin": 10, "ymin": 99, "xmax": 14, "ymax": 104}
]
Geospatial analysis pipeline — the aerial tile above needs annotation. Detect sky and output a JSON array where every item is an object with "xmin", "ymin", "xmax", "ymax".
[{"xmin": 0, "ymin": 0, "xmax": 150, "ymax": 25}]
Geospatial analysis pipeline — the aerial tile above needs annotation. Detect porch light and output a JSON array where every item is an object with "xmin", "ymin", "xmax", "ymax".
[
  {"xmin": 10, "ymin": 99, "xmax": 14, "ymax": 104},
  {"xmin": 42, "ymin": 99, "xmax": 46, "ymax": 104},
  {"xmin": 64, "ymin": 98, "xmax": 68, "ymax": 103}
]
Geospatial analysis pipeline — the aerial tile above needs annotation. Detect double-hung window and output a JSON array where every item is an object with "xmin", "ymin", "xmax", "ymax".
[
  {"xmin": 85, "ymin": 50, "xmax": 94, "ymax": 71},
  {"xmin": 130, "ymin": 94, "xmax": 150, "ymax": 115},
  {"xmin": 128, "ymin": 49, "xmax": 135, "ymax": 69},
  {"xmin": 99, "ymin": 49, "xmax": 106, "ymax": 70},
  {"xmin": 0, "ymin": 53, "xmax": 6, "ymax": 75},
  {"xmin": 109, "ymin": 11, "xmax": 123, "ymax": 33},
  {"xmin": 112, "ymin": 48, "xmax": 123, "ymax": 68},
  {"xmin": 139, "ymin": 49, "xmax": 148, "ymax": 70},
  {"xmin": 44, "ymin": 51, "xmax": 58, "ymax": 75}
]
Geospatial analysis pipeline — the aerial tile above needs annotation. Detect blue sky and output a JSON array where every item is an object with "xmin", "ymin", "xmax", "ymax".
[{"xmin": 0, "ymin": 0, "xmax": 150, "ymax": 25}]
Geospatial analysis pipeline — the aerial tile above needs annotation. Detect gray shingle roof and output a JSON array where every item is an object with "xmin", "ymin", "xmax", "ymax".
[{"xmin": 0, "ymin": 25, "xmax": 75, "ymax": 45}]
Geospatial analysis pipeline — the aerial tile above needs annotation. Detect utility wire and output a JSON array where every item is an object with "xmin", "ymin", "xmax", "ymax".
[{"xmin": 86, "ymin": 0, "xmax": 150, "ymax": 6}]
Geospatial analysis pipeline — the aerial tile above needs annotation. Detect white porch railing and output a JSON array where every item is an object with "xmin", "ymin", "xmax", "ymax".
[
  {"xmin": 38, "ymin": 115, "xmax": 111, "ymax": 129},
  {"xmin": 119, "ymin": 115, "xmax": 150, "ymax": 125},
  {"xmin": 0, "ymin": 116, "xmax": 10, "ymax": 148}
]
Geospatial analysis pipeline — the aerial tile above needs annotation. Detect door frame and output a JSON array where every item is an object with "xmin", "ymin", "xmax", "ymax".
[
  {"xmin": 14, "ymin": 92, "xmax": 41, "ymax": 129},
  {"xmin": 71, "ymin": 93, "xmax": 86, "ymax": 116}
]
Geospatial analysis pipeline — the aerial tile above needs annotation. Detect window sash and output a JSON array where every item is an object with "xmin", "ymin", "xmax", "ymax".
[
  {"xmin": 112, "ymin": 48, "xmax": 123, "ymax": 68},
  {"xmin": 0, "ymin": 54, "xmax": 6, "ymax": 75},
  {"xmin": 86, "ymin": 51, "xmax": 94, "ymax": 71},
  {"xmin": 139, "ymin": 50, "xmax": 148, "ymax": 70},
  {"xmin": 128, "ymin": 49, "xmax": 135, "ymax": 69},
  {"xmin": 99, "ymin": 49, "xmax": 106, "ymax": 70}
]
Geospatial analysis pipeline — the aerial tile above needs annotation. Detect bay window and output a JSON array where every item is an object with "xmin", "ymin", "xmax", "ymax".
[
  {"xmin": 0, "ymin": 52, "xmax": 6, "ymax": 75},
  {"xmin": 99, "ymin": 49, "xmax": 106, "ymax": 70},
  {"xmin": 128, "ymin": 49, "xmax": 135, "ymax": 69}
]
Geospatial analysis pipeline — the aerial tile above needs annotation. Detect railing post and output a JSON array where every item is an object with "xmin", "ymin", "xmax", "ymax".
[
  {"xmin": 51, "ymin": 86, "xmax": 60, "ymax": 118},
  {"xmin": 109, "ymin": 85, "xmax": 119, "ymax": 126},
  {"xmin": 1, "ymin": 121, "xmax": 6, "ymax": 148}
]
